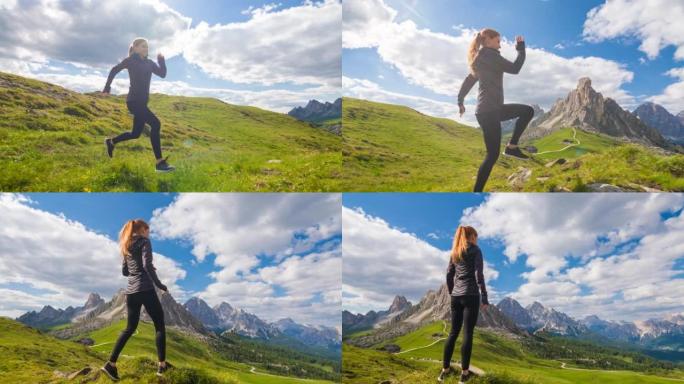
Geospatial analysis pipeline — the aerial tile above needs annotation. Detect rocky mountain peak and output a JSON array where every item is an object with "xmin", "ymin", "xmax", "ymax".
[
  {"xmin": 633, "ymin": 102, "xmax": 684, "ymax": 139},
  {"xmin": 525, "ymin": 77, "xmax": 668, "ymax": 147},
  {"xmin": 388, "ymin": 296, "xmax": 411, "ymax": 313}
]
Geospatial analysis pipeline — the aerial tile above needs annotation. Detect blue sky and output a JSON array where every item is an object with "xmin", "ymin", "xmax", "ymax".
[
  {"xmin": 342, "ymin": 193, "xmax": 684, "ymax": 322},
  {"xmin": 0, "ymin": 193, "xmax": 342, "ymax": 328},
  {"xmin": 0, "ymin": 0, "xmax": 341, "ymax": 112},
  {"xmin": 343, "ymin": 0, "xmax": 684, "ymax": 124}
]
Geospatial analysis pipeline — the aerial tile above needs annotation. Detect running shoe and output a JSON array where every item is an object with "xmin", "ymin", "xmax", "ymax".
[
  {"xmin": 100, "ymin": 362, "xmax": 119, "ymax": 381},
  {"xmin": 105, "ymin": 138, "xmax": 114, "ymax": 158},
  {"xmin": 503, "ymin": 146, "xmax": 530, "ymax": 160},
  {"xmin": 155, "ymin": 157, "xmax": 175, "ymax": 172}
]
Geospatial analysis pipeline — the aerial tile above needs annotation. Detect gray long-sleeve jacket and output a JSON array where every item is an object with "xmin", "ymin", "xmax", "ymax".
[
  {"xmin": 457, "ymin": 41, "xmax": 526, "ymax": 114},
  {"xmin": 104, "ymin": 53, "xmax": 166, "ymax": 103},
  {"xmin": 122, "ymin": 235, "xmax": 165, "ymax": 294},
  {"xmin": 446, "ymin": 244, "xmax": 489, "ymax": 305}
]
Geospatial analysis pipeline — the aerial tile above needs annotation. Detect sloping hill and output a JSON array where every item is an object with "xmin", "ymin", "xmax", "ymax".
[
  {"xmin": 342, "ymin": 321, "xmax": 684, "ymax": 384},
  {"xmin": 0, "ymin": 317, "xmax": 339, "ymax": 384},
  {"xmin": 0, "ymin": 72, "xmax": 341, "ymax": 192},
  {"xmin": 342, "ymin": 97, "xmax": 684, "ymax": 192}
]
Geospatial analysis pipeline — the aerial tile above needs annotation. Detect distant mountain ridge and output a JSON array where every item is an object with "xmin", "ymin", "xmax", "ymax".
[
  {"xmin": 525, "ymin": 77, "xmax": 668, "ymax": 148},
  {"xmin": 288, "ymin": 98, "xmax": 342, "ymax": 122},
  {"xmin": 497, "ymin": 297, "xmax": 684, "ymax": 352},
  {"xmin": 17, "ymin": 293, "xmax": 105, "ymax": 329},
  {"xmin": 183, "ymin": 296, "xmax": 341, "ymax": 349},
  {"xmin": 633, "ymin": 102, "xmax": 684, "ymax": 140}
]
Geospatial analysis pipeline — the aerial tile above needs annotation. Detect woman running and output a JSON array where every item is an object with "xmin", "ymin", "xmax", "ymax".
[
  {"xmin": 438, "ymin": 225, "xmax": 489, "ymax": 383},
  {"xmin": 102, "ymin": 38, "xmax": 174, "ymax": 172},
  {"xmin": 101, "ymin": 219, "xmax": 169, "ymax": 381},
  {"xmin": 457, "ymin": 28, "xmax": 534, "ymax": 192}
]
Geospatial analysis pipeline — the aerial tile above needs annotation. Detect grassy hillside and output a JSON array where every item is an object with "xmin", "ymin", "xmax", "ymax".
[
  {"xmin": 342, "ymin": 321, "xmax": 684, "ymax": 384},
  {"xmin": 0, "ymin": 317, "xmax": 338, "ymax": 383},
  {"xmin": 342, "ymin": 97, "xmax": 684, "ymax": 192},
  {"xmin": 0, "ymin": 72, "xmax": 341, "ymax": 192}
]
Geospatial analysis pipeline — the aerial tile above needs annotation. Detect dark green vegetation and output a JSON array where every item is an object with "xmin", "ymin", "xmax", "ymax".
[
  {"xmin": 0, "ymin": 317, "xmax": 338, "ymax": 383},
  {"xmin": 342, "ymin": 320, "xmax": 684, "ymax": 383},
  {"xmin": 0, "ymin": 72, "xmax": 341, "ymax": 192},
  {"xmin": 342, "ymin": 97, "xmax": 684, "ymax": 192}
]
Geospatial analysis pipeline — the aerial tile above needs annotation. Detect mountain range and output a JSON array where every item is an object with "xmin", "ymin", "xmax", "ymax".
[
  {"xmin": 343, "ymin": 286, "xmax": 684, "ymax": 355},
  {"xmin": 17, "ymin": 291, "xmax": 341, "ymax": 351},
  {"xmin": 633, "ymin": 101, "xmax": 684, "ymax": 141},
  {"xmin": 183, "ymin": 296, "xmax": 341, "ymax": 350},
  {"xmin": 288, "ymin": 98, "xmax": 342, "ymax": 123},
  {"xmin": 524, "ymin": 77, "xmax": 670, "ymax": 148}
]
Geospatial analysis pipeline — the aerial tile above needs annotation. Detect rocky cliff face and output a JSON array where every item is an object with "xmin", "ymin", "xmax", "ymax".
[
  {"xmin": 342, "ymin": 295, "xmax": 413, "ymax": 333},
  {"xmin": 17, "ymin": 293, "xmax": 106, "ymax": 328},
  {"xmin": 525, "ymin": 77, "xmax": 668, "ymax": 147},
  {"xmin": 633, "ymin": 102, "xmax": 684, "ymax": 139},
  {"xmin": 288, "ymin": 98, "xmax": 342, "ymax": 122}
]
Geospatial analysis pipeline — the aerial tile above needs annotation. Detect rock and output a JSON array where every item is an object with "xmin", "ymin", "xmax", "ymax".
[
  {"xmin": 627, "ymin": 183, "xmax": 662, "ymax": 192},
  {"xmin": 586, "ymin": 183, "xmax": 625, "ymax": 192},
  {"xmin": 380, "ymin": 344, "xmax": 401, "ymax": 353},
  {"xmin": 571, "ymin": 160, "xmax": 582, "ymax": 169},
  {"xmin": 76, "ymin": 337, "xmax": 94, "ymax": 346},
  {"xmin": 68, "ymin": 367, "xmax": 92, "ymax": 380},
  {"xmin": 562, "ymin": 139, "xmax": 575, "ymax": 144},
  {"xmin": 545, "ymin": 158, "xmax": 567, "ymax": 167},
  {"xmin": 536, "ymin": 177, "xmax": 550, "ymax": 182},
  {"xmin": 507, "ymin": 167, "xmax": 532, "ymax": 186},
  {"xmin": 551, "ymin": 186, "xmax": 572, "ymax": 192},
  {"xmin": 53, "ymin": 370, "xmax": 68, "ymax": 379},
  {"xmin": 525, "ymin": 145, "xmax": 538, "ymax": 153},
  {"xmin": 267, "ymin": 159, "xmax": 282, "ymax": 164}
]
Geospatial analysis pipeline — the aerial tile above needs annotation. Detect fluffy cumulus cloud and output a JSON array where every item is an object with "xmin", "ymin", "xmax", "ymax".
[
  {"xmin": 150, "ymin": 193, "xmax": 341, "ymax": 326},
  {"xmin": 462, "ymin": 193, "xmax": 684, "ymax": 321},
  {"xmin": 0, "ymin": 0, "xmax": 191, "ymax": 69},
  {"xmin": 583, "ymin": 0, "xmax": 684, "ymax": 60},
  {"xmin": 584, "ymin": 0, "xmax": 684, "ymax": 113},
  {"xmin": 184, "ymin": 0, "xmax": 341, "ymax": 87},
  {"xmin": 0, "ymin": 194, "xmax": 187, "ymax": 318},
  {"xmin": 342, "ymin": 0, "xmax": 637, "ymax": 119},
  {"xmin": 342, "ymin": 206, "xmax": 498, "ymax": 315}
]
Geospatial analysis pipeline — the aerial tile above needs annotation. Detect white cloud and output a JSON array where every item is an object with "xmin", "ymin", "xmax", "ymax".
[
  {"xmin": 582, "ymin": 0, "xmax": 684, "ymax": 113},
  {"xmin": 0, "ymin": 194, "xmax": 187, "ymax": 317},
  {"xmin": 647, "ymin": 68, "xmax": 684, "ymax": 114},
  {"xmin": 583, "ymin": 0, "xmax": 684, "ymax": 61},
  {"xmin": 0, "ymin": 0, "xmax": 191, "ymax": 68},
  {"xmin": 150, "ymin": 193, "xmax": 342, "ymax": 327},
  {"xmin": 342, "ymin": 206, "xmax": 498, "ymax": 315},
  {"xmin": 462, "ymin": 193, "xmax": 684, "ymax": 321},
  {"xmin": 343, "ymin": 0, "xmax": 637, "ymax": 118},
  {"xmin": 182, "ymin": 0, "xmax": 341, "ymax": 87}
]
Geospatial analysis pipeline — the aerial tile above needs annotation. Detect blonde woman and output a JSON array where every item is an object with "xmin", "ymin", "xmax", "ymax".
[
  {"xmin": 457, "ymin": 29, "xmax": 532, "ymax": 192},
  {"xmin": 439, "ymin": 226, "xmax": 489, "ymax": 383},
  {"xmin": 102, "ymin": 38, "xmax": 174, "ymax": 172},
  {"xmin": 101, "ymin": 219, "xmax": 169, "ymax": 381}
]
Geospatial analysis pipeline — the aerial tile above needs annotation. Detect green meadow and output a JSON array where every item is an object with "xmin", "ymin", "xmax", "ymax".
[
  {"xmin": 343, "ymin": 321, "xmax": 684, "ymax": 384},
  {"xmin": 342, "ymin": 97, "xmax": 684, "ymax": 192},
  {"xmin": 0, "ymin": 71, "xmax": 341, "ymax": 192}
]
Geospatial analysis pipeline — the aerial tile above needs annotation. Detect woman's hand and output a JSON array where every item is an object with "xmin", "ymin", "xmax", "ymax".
[
  {"xmin": 516, "ymin": 35, "xmax": 525, "ymax": 44},
  {"xmin": 459, "ymin": 104, "xmax": 466, "ymax": 117},
  {"xmin": 159, "ymin": 284, "xmax": 168, "ymax": 292},
  {"xmin": 481, "ymin": 303, "xmax": 489, "ymax": 310},
  {"xmin": 157, "ymin": 53, "xmax": 165, "ymax": 61}
]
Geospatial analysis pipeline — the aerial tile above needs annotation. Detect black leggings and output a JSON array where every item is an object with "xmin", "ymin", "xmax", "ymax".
[
  {"xmin": 474, "ymin": 103, "xmax": 534, "ymax": 192},
  {"xmin": 109, "ymin": 289, "xmax": 166, "ymax": 363},
  {"xmin": 112, "ymin": 101, "xmax": 163, "ymax": 160},
  {"xmin": 442, "ymin": 295, "xmax": 480, "ymax": 370}
]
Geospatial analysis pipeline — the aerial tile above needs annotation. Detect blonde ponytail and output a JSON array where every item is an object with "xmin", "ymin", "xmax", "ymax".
[
  {"xmin": 467, "ymin": 28, "xmax": 501, "ymax": 74},
  {"xmin": 119, "ymin": 219, "xmax": 149, "ymax": 258},
  {"xmin": 450, "ymin": 225, "xmax": 478, "ymax": 263}
]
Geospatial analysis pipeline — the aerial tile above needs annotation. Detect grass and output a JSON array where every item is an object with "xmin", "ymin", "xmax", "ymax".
[
  {"xmin": 0, "ymin": 317, "xmax": 337, "ymax": 384},
  {"xmin": 0, "ymin": 71, "xmax": 341, "ymax": 192},
  {"xmin": 342, "ymin": 97, "xmax": 684, "ymax": 192},
  {"xmin": 342, "ymin": 321, "xmax": 684, "ymax": 384}
]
